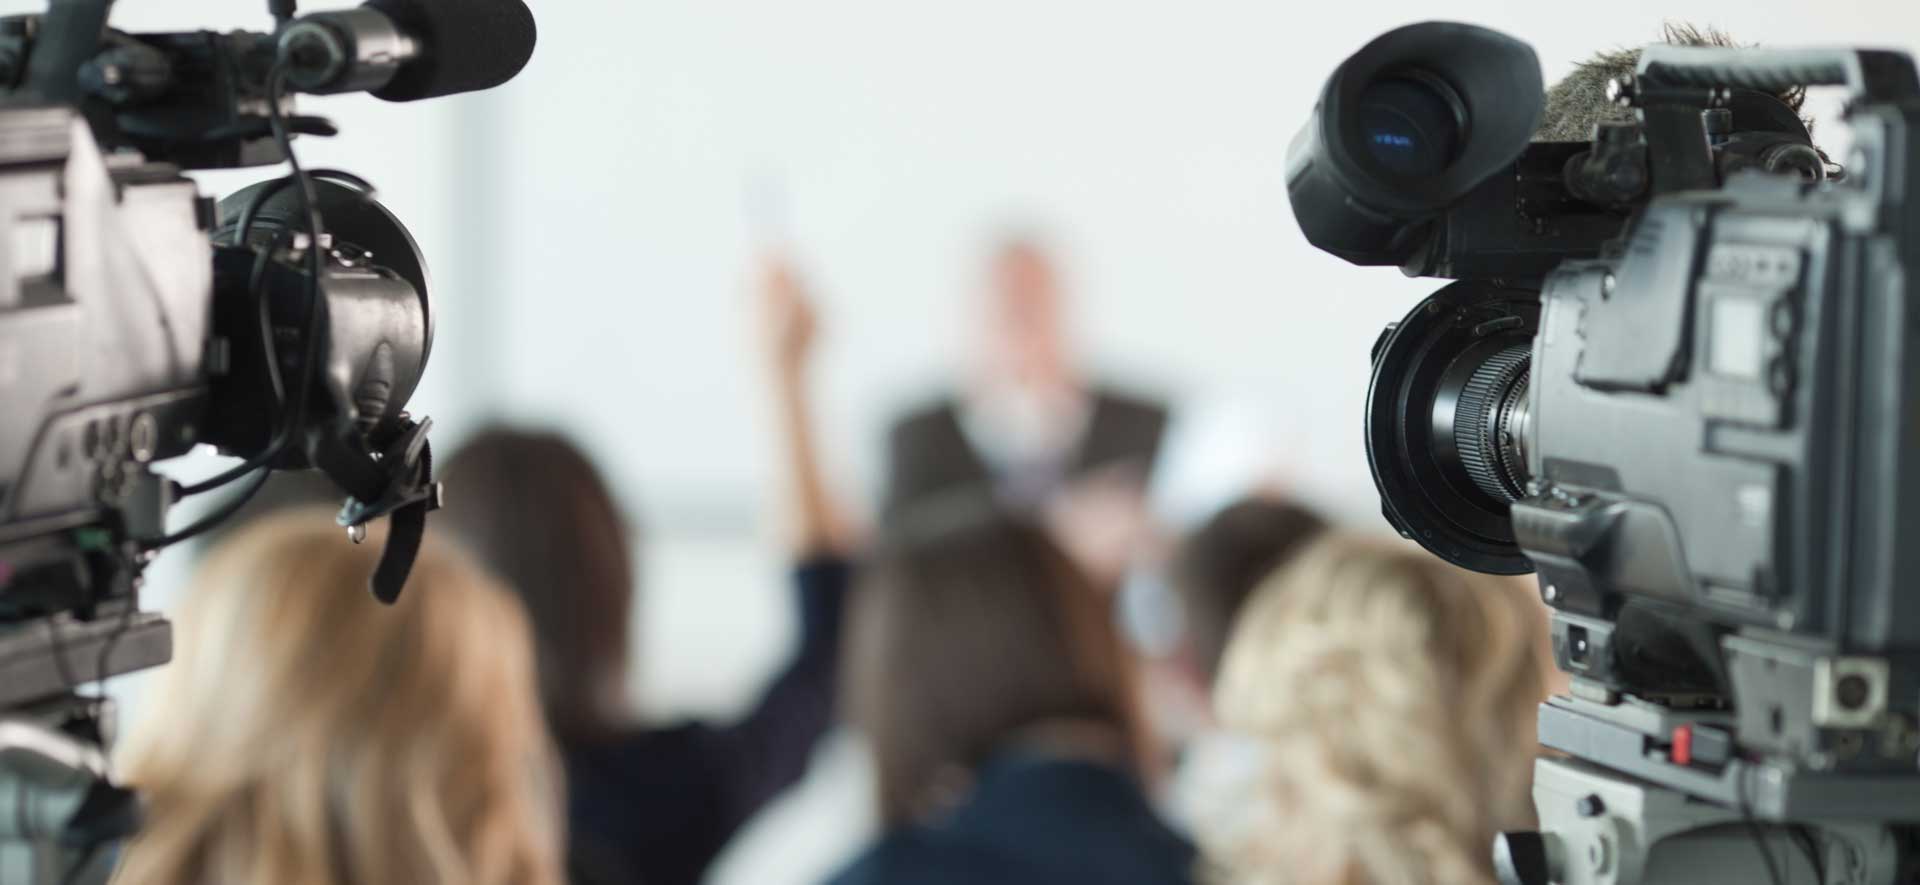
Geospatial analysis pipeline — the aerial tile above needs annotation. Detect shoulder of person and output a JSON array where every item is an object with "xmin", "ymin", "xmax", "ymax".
[
  {"xmin": 888, "ymin": 396, "xmax": 963, "ymax": 439},
  {"xmin": 826, "ymin": 829, "xmax": 989, "ymax": 885},
  {"xmin": 1089, "ymin": 386, "xmax": 1172, "ymax": 425}
]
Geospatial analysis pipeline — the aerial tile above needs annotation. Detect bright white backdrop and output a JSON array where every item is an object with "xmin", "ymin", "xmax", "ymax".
[{"xmin": 13, "ymin": 1, "xmax": 1919, "ymax": 882}]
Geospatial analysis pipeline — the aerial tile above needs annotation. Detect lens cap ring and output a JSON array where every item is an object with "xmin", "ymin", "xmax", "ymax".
[{"xmin": 1366, "ymin": 281, "xmax": 1537, "ymax": 574}]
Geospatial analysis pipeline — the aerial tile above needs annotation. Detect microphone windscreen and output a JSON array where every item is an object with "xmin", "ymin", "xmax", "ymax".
[{"xmin": 364, "ymin": 0, "xmax": 536, "ymax": 102}]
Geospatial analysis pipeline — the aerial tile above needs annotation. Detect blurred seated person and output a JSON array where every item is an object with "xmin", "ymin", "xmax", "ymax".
[
  {"xmin": 883, "ymin": 235, "xmax": 1167, "ymax": 534},
  {"xmin": 113, "ymin": 511, "xmax": 563, "ymax": 885},
  {"xmin": 826, "ymin": 506, "xmax": 1193, "ymax": 885},
  {"xmin": 1210, "ymin": 534, "xmax": 1550, "ymax": 885},
  {"xmin": 437, "ymin": 259, "xmax": 855, "ymax": 885},
  {"xmin": 1156, "ymin": 495, "xmax": 1326, "ymax": 840}
]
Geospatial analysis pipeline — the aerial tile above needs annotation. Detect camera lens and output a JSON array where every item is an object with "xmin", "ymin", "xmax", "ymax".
[
  {"xmin": 1356, "ymin": 76, "xmax": 1462, "ymax": 177},
  {"xmin": 1367, "ymin": 284, "xmax": 1537, "ymax": 575},
  {"xmin": 1439, "ymin": 343, "xmax": 1532, "ymax": 503}
]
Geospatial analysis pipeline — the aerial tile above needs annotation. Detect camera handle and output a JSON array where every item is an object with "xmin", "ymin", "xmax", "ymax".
[
  {"xmin": 311, "ymin": 414, "xmax": 441, "ymax": 605},
  {"xmin": 1637, "ymin": 46, "xmax": 1920, "ymax": 105}
]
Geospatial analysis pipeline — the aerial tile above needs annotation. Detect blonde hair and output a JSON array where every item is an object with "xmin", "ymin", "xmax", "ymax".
[
  {"xmin": 1212, "ymin": 534, "xmax": 1548, "ymax": 885},
  {"xmin": 112, "ymin": 510, "xmax": 564, "ymax": 885}
]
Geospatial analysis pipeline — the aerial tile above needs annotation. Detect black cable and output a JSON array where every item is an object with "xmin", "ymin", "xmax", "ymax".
[
  {"xmin": 181, "ymin": 167, "xmax": 378, "ymax": 499},
  {"xmin": 221, "ymin": 67, "xmax": 329, "ymax": 465},
  {"xmin": 91, "ymin": 596, "xmax": 138, "ymax": 699},
  {"xmin": 143, "ymin": 63, "xmax": 328, "ymax": 549},
  {"xmin": 41, "ymin": 613, "xmax": 108, "ymax": 773},
  {"xmin": 142, "ymin": 463, "xmax": 274, "ymax": 550},
  {"xmin": 1790, "ymin": 826, "xmax": 1826, "ymax": 885},
  {"xmin": 176, "ymin": 230, "xmax": 298, "ymax": 498},
  {"xmin": 42, "ymin": 615, "xmax": 82, "ymax": 695},
  {"xmin": 244, "ymin": 228, "xmax": 295, "ymax": 411},
  {"xmin": 261, "ymin": 62, "xmax": 329, "ymax": 485},
  {"xmin": 61, "ymin": 839, "xmax": 103, "ymax": 885},
  {"xmin": 181, "ymin": 166, "xmax": 377, "ymax": 500},
  {"xmin": 1738, "ymin": 768, "xmax": 1790, "ymax": 885}
]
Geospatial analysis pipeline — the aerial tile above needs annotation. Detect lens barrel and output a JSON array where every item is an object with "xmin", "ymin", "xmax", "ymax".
[
  {"xmin": 1367, "ymin": 283, "xmax": 1538, "ymax": 574},
  {"xmin": 1442, "ymin": 342, "xmax": 1532, "ymax": 503}
]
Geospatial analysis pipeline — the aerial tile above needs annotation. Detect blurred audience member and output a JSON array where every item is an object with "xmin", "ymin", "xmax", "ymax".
[
  {"xmin": 1155, "ymin": 496, "xmax": 1327, "ymax": 840},
  {"xmin": 114, "ymin": 512, "xmax": 563, "ymax": 885},
  {"xmin": 883, "ymin": 235, "xmax": 1168, "ymax": 533},
  {"xmin": 1211, "ymin": 534, "xmax": 1550, "ymax": 885},
  {"xmin": 438, "ymin": 260, "xmax": 855, "ymax": 885},
  {"xmin": 827, "ymin": 508, "xmax": 1193, "ymax": 885},
  {"xmin": 1172, "ymin": 497, "xmax": 1329, "ymax": 699}
]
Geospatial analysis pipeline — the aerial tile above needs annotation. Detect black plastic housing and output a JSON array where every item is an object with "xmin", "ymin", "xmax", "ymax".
[{"xmin": 1286, "ymin": 22, "xmax": 1545, "ymax": 268}]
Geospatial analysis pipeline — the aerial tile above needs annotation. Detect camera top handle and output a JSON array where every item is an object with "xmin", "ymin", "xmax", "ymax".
[{"xmin": 1637, "ymin": 45, "xmax": 1920, "ymax": 104}]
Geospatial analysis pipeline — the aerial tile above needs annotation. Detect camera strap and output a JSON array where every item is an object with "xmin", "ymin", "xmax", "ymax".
[
  {"xmin": 316, "ymin": 417, "xmax": 442, "ymax": 605},
  {"xmin": 368, "ymin": 441, "xmax": 431, "ymax": 605}
]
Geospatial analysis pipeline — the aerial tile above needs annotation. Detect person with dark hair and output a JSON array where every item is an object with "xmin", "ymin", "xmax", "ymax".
[
  {"xmin": 826, "ymin": 506, "xmax": 1194, "ymax": 885},
  {"xmin": 1150, "ymin": 495, "xmax": 1328, "ymax": 845},
  {"xmin": 1171, "ymin": 496, "xmax": 1328, "ymax": 688},
  {"xmin": 437, "ymin": 256, "xmax": 856, "ymax": 885},
  {"xmin": 438, "ymin": 432, "xmax": 639, "ymax": 741}
]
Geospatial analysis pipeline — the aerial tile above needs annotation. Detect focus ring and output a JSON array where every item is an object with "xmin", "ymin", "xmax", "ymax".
[
  {"xmin": 1493, "ymin": 366, "xmax": 1531, "ymax": 498},
  {"xmin": 1453, "ymin": 344, "xmax": 1531, "ymax": 503}
]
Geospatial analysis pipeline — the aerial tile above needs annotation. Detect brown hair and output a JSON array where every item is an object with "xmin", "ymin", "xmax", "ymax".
[
  {"xmin": 438, "ymin": 428, "xmax": 636, "ymax": 742},
  {"xmin": 115, "ymin": 510, "xmax": 563, "ymax": 885},
  {"xmin": 845, "ymin": 506, "xmax": 1146, "ymax": 825},
  {"xmin": 1213, "ymin": 534, "xmax": 1549, "ymax": 885},
  {"xmin": 1172, "ymin": 497, "xmax": 1328, "ymax": 683}
]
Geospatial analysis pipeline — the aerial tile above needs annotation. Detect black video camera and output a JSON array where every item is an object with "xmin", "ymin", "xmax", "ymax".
[
  {"xmin": 0, "ymin": 1, "xmax": 532, "ymax": 880},
  {"xmin": 1292, "ymin": 22, "xmax": 1920, "ymax": 884}
]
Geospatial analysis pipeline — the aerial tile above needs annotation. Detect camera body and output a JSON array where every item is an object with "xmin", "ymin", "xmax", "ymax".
[
  {"xmin": 1291, "ymin": 22, "xmax": 1920, "ymax": 828},
  {"xmin": 0, "ymin": 0, "xmax": 528, "ymax": 877},
  {"xmin": 0, "ymin": 106, "xmax": 207, "ymax": 732},
  {"xmin": 0, "ymin": 101, "xmax": 435, "ymax": 667}
]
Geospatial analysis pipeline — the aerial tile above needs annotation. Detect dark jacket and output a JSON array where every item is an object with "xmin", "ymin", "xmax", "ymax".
[
  {"xmin": 565, "ymin": 556, "xmax": 851, "ymax": 885},
  {"xmin": 825, "ymin": 753, "xmax": 1196, "ymax": 885},
  {"xmin": 882, "ymin": 388, "xmax": 1169, "ymax": 519}
]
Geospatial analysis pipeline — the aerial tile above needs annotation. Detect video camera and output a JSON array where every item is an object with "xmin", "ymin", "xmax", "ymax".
[
  {"xmin": 0, "ymin": 1, "xmax": 533, "ymax": 881},
  {"xmin": 1291, "ymin": 22, "xmax": 1920, "ymax": 885}
]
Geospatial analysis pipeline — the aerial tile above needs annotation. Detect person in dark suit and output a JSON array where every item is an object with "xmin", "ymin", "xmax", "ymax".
[
  {"xmin": 882, "ymin": 236, "xmax": 1168, "ymax": 521},
  {"xmin": 435, "ymin": 256, "xmax": 857, "ymax": 885},
  {"xmin": 825, "ymin": 505, "xmax": 1195, "ymax": 885}
]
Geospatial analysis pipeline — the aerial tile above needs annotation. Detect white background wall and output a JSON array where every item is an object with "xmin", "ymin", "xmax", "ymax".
[{"xmin": 16, "ymin": 1, "xmax": 1920, "ymax": 882}]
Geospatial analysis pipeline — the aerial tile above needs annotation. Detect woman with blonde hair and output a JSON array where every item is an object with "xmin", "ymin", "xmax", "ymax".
[
  {"xmin": 111, "ymin": 510, "xmax": 564, "ymax": 885},
  {"xmin": 1212, "ymin": 534, "xmax": 1550, "ymax": 885}
]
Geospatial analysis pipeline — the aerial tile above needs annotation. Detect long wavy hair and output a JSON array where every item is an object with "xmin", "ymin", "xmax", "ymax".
[
  {"xmin": 112, "ymin": 510, "xmax": 564, "ymax": 885},
  {"xmin": 1212, "ymin": 534, "xmax": 1549, "ymax": 885}
]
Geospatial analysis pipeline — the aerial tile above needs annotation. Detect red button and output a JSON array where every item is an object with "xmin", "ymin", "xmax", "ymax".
[{"xmin": 1672, "ymin": 724, "xmax": 1694, "ymax": 766}]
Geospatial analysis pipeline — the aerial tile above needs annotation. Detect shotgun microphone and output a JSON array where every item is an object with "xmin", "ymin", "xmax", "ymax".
[{"xmin": 279, "ymin": 0, "xmax": 536, "ymax": 101}]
